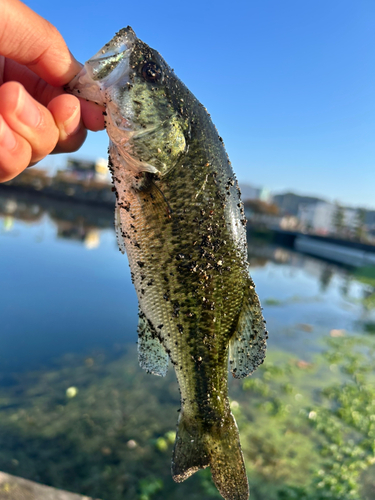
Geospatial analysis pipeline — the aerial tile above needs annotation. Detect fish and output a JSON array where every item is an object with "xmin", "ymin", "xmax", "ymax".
[{"xmin": 68, "ymin": 27, "xmax": 267, "ymax": 500}]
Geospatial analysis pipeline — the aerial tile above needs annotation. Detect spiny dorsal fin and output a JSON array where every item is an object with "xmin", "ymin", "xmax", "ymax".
[
  {"xmin": 137, "ymin": 309, "xmax": 169, "ymax": 377},
  {"xmin": 229, "ymin": 277, "xmax": 267, "ymax": 379}
]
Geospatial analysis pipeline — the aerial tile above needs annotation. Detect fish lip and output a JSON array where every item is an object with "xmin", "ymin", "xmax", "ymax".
[
  {"xmin": 67, "ymin": 27, "xmax": 136, "ymax": 104},
  {"xmin": 86, "ymin": 27, "xmax": 136, "ymax": 81}
]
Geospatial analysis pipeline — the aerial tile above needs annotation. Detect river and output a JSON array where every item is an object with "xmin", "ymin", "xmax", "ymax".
[{"xmin": 0, "ymin": 190, "xmax": 374, "ymax": 500}]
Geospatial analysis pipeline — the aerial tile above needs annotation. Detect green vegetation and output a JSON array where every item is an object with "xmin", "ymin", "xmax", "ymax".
[
  {"xmin": 354, "ymin": 266, "xmax": 375, "ymax": 289},
  {"xmin": 354, "ymin": 266, "xmax": 375, "ymax": 311},
  {"xmin": 0, "ymin": 334, "xmax": 374, "ymax": 500},
  {"xmin": 263, "ymin": 298, "xmax": 283, "ymax": 306},
  {"xmin": 333, "ymin": 204, "xmax": 345, "ymax": 236},
  {"xmin": 354, "ymin": 209, "xmax": 367, "ymax": 242},
  {"xmin": 241, "ymin": 336, "xmax": 375, "ymax": 500}
]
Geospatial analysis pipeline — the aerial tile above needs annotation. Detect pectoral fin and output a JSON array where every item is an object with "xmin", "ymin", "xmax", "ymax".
[
  {"xmin": 137, "ymin": 309, "xmax": 169, "ymax": 377},
  {"xmin": 229, "ymin": 277, "xmax": 267, "ymax": 379}
]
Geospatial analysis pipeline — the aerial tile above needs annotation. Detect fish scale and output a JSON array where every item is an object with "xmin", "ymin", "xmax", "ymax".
[{"xmin": 68, "ymin": 26, "xmax": 267, "ymax": 500}]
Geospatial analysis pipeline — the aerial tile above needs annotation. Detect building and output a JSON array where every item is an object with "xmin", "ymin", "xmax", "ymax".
[
  {"xmin": 298, "ymin": 202, "xmax": 335, "ymax": 234},
  {"xmin": 298, "ymin": 202, "xmax": 360, "ymax": 236},
  {"xmin": 240, "ymin": 183, "xmax": 272, "ymax": 203},
  {"xmin": 66, "ymin": 158, "xmax": 111, "ymax": 183}
]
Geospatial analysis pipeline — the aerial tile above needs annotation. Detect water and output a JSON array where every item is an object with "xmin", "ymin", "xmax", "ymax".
[
  {"xmin": 1, "ymin": 193, "xmax": 138, "ymax": 373},
  {"xmin": 0, "ymin": 190, "xmax": 374, "ymax": 500},
  {"xmin": 2, "ymin": 190, "xmax": 371, "ymax": 372}
]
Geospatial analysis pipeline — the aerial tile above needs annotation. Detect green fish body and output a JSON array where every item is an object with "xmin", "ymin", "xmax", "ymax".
[{"xmin": 68, "ymin": 27, "xmax": 267, "ymax": 500}]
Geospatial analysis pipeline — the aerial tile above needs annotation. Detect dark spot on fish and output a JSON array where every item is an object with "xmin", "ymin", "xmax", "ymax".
[{"xmin": 173, "ymin": 302, "xmax": 180, "ymax": 318}]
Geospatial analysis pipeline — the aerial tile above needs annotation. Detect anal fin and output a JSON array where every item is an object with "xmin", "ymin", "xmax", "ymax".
[
  {"xmin": 229, "ymin": 277, "xmax": 267, "ymax": 378},
  {"xmin": 137, "ymin": 309, "xmax": 168, "ymax": 377}
]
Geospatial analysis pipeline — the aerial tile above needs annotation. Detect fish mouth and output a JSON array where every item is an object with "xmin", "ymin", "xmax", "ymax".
[{"xmin": 67, "ymin": 27, "xmax": 137, "ymax": 105}]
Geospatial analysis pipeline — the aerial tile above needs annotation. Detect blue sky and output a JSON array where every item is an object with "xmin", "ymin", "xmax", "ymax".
[{"xmin": 28, "ymin": 0, "xmax": 375, "ymax": 208}]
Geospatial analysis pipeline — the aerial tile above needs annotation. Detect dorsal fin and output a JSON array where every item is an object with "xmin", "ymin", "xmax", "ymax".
[
  {"xmin": 229, "ymin": 277, "xmax": 267, "ymax": 379},
  {"xmin": 137, "ymin": 309, "xmax": 169, "ymax": 377}
]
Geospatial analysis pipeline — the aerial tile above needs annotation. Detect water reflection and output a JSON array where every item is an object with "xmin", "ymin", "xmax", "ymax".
[
  {"xmin": 1, "ymin": 190, "xmax": 113, "ymax": 248},
  {"xmin": 0, "ymin": 191, "xmax": 138, "ymax": 374},
  {"xmin": 1, "ymin": 189, "xmax": 374, "ymax": 376},
  {"xmin": 248, "ymin": 238, "xmax": 374, "ymax": 312},
  {"xmin": 1, "ymin": 190, "xmax": 375, "ymax": 499}
]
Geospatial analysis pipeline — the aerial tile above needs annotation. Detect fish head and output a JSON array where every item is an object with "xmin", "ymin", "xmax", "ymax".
[{"xmin": 68, "ymin": 27, "xmax": 188, "ymax": 177}]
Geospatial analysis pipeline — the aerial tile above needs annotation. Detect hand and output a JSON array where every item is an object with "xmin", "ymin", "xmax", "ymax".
[{"xmin": 0, "ymin": 0, "xmax": 105, "ymax": 183}]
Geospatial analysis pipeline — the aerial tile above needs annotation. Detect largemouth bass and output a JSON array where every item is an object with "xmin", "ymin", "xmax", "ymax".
[{"xmin": 68, "ymin": 27, "xmax": 267, "ymax": 500}]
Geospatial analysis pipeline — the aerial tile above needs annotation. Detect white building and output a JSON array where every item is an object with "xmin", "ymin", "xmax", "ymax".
[
  {"xmin": 240, "ymin": 183, "xmax": 272, "ymax": 203},
  {"xmin": 298, "ymin": 202, "xmax": 359, "ymax": 235},
  {"xmin": 298, "ymin": 202, "xmax": 336, "ymax": 234}
]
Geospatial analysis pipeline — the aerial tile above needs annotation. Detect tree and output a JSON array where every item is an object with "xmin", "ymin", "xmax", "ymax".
[
  {"xmin": 332, "ymin": 203, "xmax": 345, "ymax": 236},
  {"xmin": 354, "ymin": 208, "xmax": 367, "ymax": 242}
]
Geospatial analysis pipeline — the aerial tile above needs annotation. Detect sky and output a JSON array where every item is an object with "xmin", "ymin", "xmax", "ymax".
[{"xmin": 27, "ymin": 0, "xmax": 375, "ymax": 209}]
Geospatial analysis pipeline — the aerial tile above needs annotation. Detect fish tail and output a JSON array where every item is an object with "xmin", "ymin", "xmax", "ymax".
[
  {"xmin": 172, "ymin": 410, "xmax": 249, "ymax": 500},
  {"xmin": 171, "ymin": 410, "xmax": 210, "ymax": 481}
]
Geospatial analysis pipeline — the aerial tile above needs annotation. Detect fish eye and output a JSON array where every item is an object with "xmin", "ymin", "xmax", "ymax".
[{"xmin": 141, "ymin": 62, "xmax": 162, "ymax": 83}]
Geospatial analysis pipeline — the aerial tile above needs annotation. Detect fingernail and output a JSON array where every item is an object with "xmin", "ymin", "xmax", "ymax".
[
  {"xmin": 0, "ymin": 116, "xmax": 17, "ymax": 150},
  {"xmin": 16, "ymin": 86, "xmax": 42, "ymax": 128},
  {"xmin": 63, "ymin": 105, "xmax": 80, "ymax": 136}
]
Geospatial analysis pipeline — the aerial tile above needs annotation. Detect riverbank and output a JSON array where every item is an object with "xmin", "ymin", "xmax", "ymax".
[
  {"xmin": 2, "ymin": 170, "xmax": 374, "ymax": 268},
  {"xmin": 248, "ymin": 225, "xmax": 375, "ymax": 267},
  {"xmin": 0, "ymin": 169, "xmax": 114, "ymax": 209},
  {"xmin": 0, "ymin": 471, "xmax": 97, "ymax": 500}
]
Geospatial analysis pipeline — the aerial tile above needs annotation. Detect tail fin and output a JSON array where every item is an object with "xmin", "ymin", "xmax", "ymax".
[
  {"xmin": 171, "ymin": 410, "xmax": 249, "ymax": 500},
  {"xmin": 171, "ymin": 411, "xmax": 210, "ymax": 481}
]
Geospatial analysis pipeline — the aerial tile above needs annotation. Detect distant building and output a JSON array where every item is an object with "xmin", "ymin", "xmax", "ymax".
[
  {"xmin": 343, "ymin": 208, "xmax": 357, "ymax": 230},
  {"xmin": 279, "ymin": 215, "xmax": 299, "ymax": 230},
  {"xmin": 298, "ymin": 202, "xmax": 335, "ymax": 234},
  {"xmin": 273, "ymin": 192, "xmax": 325, "ymax": 216},
  {"xmin": 240, "ymin": 183, "xmax": 272, "ymax": 203},
  {"xmin": 66, "ymin": 158, "xmax": 111, "ymax": 183},
  {"xmin": 298, "ymin": 202, "xmax": 360, "ymax": 235}
]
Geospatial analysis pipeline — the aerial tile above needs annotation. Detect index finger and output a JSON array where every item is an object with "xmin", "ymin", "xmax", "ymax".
[{"xmin": 0, "ymin": 0, "xmax": 81, "ymax": 87}]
